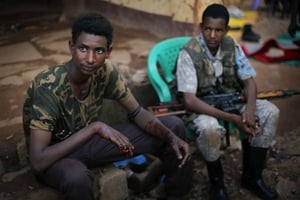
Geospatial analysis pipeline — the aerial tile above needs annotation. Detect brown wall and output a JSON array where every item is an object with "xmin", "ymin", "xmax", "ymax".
[
  {"xmin": 85, "ymin": 0, "xmax": 195, "ymax": 38},
  {"xmin": 61, "ymin": 0, "xmax": 223, "ymax": 38},
  {"xmin": 0, "ymin": 0, "xmax": 223, "ymax": 39}
]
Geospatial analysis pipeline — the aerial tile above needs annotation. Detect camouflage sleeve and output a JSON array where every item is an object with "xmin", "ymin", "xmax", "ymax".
[
  {"xmin": 29, "ymin": 83, "xmax": 59, "ymax": 133},
  {"xmin": 103, "ymin": 61, "xmax": 131, "ymax": 100}
]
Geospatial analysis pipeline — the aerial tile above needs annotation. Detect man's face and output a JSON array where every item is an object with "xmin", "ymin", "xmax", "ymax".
[
  {"xmin": 69, "ymin": 32, "xmax": 112, "ymax": 76},
  {"xmin": 201, "ymin": 17, "xmax": 229, "ymax": 54}
]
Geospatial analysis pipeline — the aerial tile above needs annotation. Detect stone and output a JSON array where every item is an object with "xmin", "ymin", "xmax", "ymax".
[
  {"xmin": 24, "ymin": 188, "xmax": 63, "ymax": 200},
  {"xmin": 110, "ymin": 49, "xmax": 132, "ymax": 65},
  {"xmin": 17, "ymin": 137, "xmax": 28, "ymax": 167},
  {"xmin": 276, "ymin": 176, "xmax": 297, "ymax": 199},
  {"xmin": 116, "ymin": 39, "xmax": 156, "ymax": 57},
  {"xmin": 44, "ymin": 54, "xmax": 70, "ymax": 64},
  {"xmin": 131, "ymin": 69, "xmax": 148, "ymax": 83},
  {"xmin": 126, "ymin": 154, "xmax": 163, "ymax": 193},
  {"xmin": 31, "ymin": 29, "xmax": 70, "ymax": 45},
  {"xmin": 0, "ymin": 42, "xmax": 42, "ymax": 64},
  {"xmin": 0, "ymin": 116, "xmax": 22, "ymax": 129},
  {"xmin": 1, "ymin": 166, "xmax": 30, "ymax": 183},
  {"xmin": 38, "ymin": 40, "xmax": 69, "ymax": 54},
  {"xmin": 98, "ymin": 164, "xmax": 129, "ymax": 200}
]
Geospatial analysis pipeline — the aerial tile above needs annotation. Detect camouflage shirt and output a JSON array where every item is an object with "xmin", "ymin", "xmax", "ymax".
[{"xmin": 23, "ymin": 60, "xmax": 131, "ymax": 144}]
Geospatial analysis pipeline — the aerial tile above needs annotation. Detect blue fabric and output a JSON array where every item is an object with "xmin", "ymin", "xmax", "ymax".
[{"xmin": 113, "ymin": 154, "xmax": 147, "ymax": 167}]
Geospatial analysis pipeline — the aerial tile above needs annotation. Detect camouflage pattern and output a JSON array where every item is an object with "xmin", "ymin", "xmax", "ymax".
[
  {"xmin": 23, "ymin": 59, "xmax": 131, "ymax": 145},
  {"xmin": 193, "ymin": 100, "xmax": 279, "ymax": 161},
  {"xmin": 244, "ymin": 100, "xmax": 279, "ymax": 148},
  {"xmin": 193, "ymin": 115, "xmax": 226, "ymax": 162},
  {"xmin": 182, "ymin": 35, "xmax": 242, "ymax": 96}
]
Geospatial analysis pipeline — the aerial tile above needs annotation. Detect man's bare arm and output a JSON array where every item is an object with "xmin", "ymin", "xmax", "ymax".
[
  {"xmin": 29, "ymin": 121, "xmax": 134, "ymax": 173},
  {"xmin": 119, "ymin": 94, "xmax": 191, "ymax": 167}
]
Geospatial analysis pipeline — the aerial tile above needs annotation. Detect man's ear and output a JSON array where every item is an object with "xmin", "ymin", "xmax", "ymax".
[
  {"xmin": 225, "ymin": 25, "xmax": 230, "ymax": 33},
  {"xmin": 106, "ymin": 44, "xmax": 113, "ymax": 58},
  {"xmin": 199, "ymin": 23, "xmax": 203, "ymax": 32},
  {"xmin": 69, "ymin": 40, "xmax": 75, "ymax": 54}
]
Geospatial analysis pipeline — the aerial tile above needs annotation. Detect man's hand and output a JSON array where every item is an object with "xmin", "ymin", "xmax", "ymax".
[
  {"xmin": 168, "ymin": 135, "xmax": 191, "ymax": 168},
  {"xmin": 97, "ymin": 123, "xmax": 134, "ymax": 157},
  {"xmin": 242, "ymin": 109, "xmax": 261, "ymax": 136},
  {"xmin": 232, "ymin": 113, "xmax": 260, "ymax": 138}
]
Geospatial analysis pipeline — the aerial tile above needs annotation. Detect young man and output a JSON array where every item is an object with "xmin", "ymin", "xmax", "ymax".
[
  {"xmin": 175, "ymin": 3, "xmax": 279, "ymax": 200},
  {"xmin": 23, "ymin": 13, "xmax": 193, "ymax": 200}
]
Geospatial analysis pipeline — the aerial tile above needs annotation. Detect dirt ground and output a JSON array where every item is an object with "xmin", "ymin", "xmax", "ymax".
[{"xmin": 0, "ymin": 2, "xmax": 300, "ymax": 200}]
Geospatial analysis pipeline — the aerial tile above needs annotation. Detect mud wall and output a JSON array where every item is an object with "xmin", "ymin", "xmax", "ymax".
[{"xmin": 64, "ymin": 0, "xmax": 224, "ymax": 38}]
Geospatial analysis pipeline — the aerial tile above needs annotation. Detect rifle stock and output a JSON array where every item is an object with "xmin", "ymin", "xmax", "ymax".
[
  {"xmin": 147, "ymin": 103, "xmax": 186, "ymax": 117},
  {"xmin": 148, "ymin": 89, "xmax": 300, "ymax": 117}
]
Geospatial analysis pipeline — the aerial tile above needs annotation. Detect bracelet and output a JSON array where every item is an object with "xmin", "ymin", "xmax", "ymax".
[{"xmin": 128, "ymin": 105, "xmax": 142, "ymax": 121}]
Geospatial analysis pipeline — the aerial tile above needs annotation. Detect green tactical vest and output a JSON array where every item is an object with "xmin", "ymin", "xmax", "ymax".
[{"xmin": 182, "ymin": 36, "xmax": 242, "ymax": 97}]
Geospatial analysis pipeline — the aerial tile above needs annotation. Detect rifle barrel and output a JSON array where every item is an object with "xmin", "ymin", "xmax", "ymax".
[{"xmin": 256, "ymin": 89, "xmax": 300, "ymax": 100}]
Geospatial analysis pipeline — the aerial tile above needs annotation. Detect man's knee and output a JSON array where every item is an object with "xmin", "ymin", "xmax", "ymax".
[
  {"xmin": 269, "ymin": 103, "xmax": 280, "ymax": 120},
  {"xmin": 196, "ymin": 128, "xmax": 223, "ymax": 161},
  {"xmin": 258, "ymin": 100, "xmax": 280, "ymax": 122},
  {"xmin": 58, "ymin": 159, "xmax": 94, "ymax": 190},
  {"xmin": 159, "ymin": 116, "xmax": 185, "ymax": 138},
  {"xmin": 193, "ymin": 114, "xmax": 225, "ymax": 135},
  {"xmin": 198, "ymin": 128, "xmax": 222, "ymax": 148}
]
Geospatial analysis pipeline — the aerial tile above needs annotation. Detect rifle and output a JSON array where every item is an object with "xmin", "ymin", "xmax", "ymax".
[
  {"xmin": 148, "ymin": 89, "xmax": 300, "ymax": 146},
  {"xmin": 148, "ymin": 89, "xmax": 300, "ymax": 117}
]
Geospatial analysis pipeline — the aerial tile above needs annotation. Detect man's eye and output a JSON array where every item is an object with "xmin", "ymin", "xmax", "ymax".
[
  {"xmin": 96, "ymin": 49, "xmax": 105, "ymax": 54},
  {"xmin": 79, "ymin": 47, "xmax": 87, "ymax": 52}
]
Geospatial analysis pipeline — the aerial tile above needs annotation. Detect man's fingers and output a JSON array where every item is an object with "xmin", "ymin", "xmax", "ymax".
[
  {"xmin": 118, "ymin": 145, "xmax": 134, "ymax": 156},
  {"xmin": 173, "ymin": 145, "xmax": 182, "ymax": 160},
  {"xmin": 114, "ymin": 134, "xmax": 134, "ymax": 156},
  {"xmin": 178, "ymin": 142, "xmax": 191, "ymax": 168},
  {"xmin": 179, "ymin": 152, "xmax": 191, "ymax": 168}
]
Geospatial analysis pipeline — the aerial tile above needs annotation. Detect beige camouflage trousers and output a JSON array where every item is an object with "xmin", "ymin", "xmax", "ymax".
[{"xmin": 192, "ymin": 99, "xmax": 280, "ymax": 161}]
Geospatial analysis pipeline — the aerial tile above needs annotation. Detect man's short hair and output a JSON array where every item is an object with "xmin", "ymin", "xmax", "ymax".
[
  {"xmin": 72, "ymin": 12, "xmax": 113, "ymax": 47},
  {"xmin": 202, "ymin": 3, "xmax": 230, "ymax": 26}
]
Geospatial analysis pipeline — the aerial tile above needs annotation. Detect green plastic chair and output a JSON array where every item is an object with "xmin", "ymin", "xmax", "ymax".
[{"xmin": 147, "ymin": 36, "xmax": 191, "ymax": 103}]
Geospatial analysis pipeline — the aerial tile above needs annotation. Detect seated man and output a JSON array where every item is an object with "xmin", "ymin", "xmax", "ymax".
[
  {"xmin": 175, "ymin": 3, "xmax": 279, "ymax": 200},
  {"xmin": 23, "ymin": 12, "xmax": 193, "ymax": 200}
]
